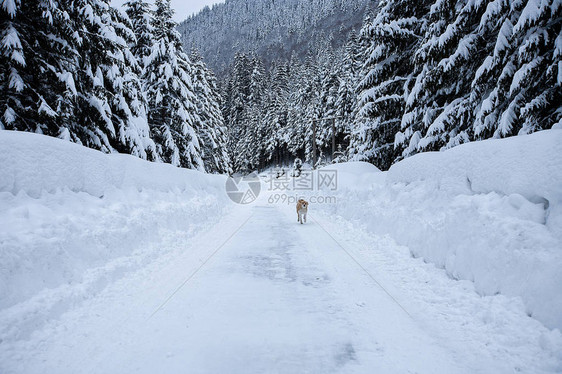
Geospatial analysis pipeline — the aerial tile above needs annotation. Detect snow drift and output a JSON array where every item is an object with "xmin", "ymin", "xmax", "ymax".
[
  {"xmin": 317, "ymin": 130, "xmax": 562, "ymax": 330},
  {"xmin": 388, "ymin": 130, "xmax": 562, "ymax": 234},
  {"xmin": 0, "ymin": 131, "xmax": 223, "ymax": 198},
  {"xmin": 0, "ymin": 131, "xmax": 230, "ymax": 322}
]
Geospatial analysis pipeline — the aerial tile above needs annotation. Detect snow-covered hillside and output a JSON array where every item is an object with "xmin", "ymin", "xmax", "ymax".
[{"xmin": 1, "ymin": 130, "xmax": 561, "ymax": 373}]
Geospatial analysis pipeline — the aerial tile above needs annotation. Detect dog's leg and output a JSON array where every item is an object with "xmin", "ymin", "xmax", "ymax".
[{"xmin": 304, "ymin": 212, "xmax": 307, "ymax": 223}]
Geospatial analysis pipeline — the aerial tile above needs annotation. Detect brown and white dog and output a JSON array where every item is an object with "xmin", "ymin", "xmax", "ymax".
[{"xmin": 296, "ymin": 199, "xmax": 308, "ymax": 224}]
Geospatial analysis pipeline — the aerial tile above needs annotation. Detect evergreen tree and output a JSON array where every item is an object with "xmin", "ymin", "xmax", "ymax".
[
  {"xmin": 398, "ymin": 0, "xmax": 561, "ymax": 158},
  {"xmin": 316, "ymin": 51, "xmax": 340, "ymax": 156},
  {"xmin": 228, "ymin": 52, "xmax": 252, "ymax": 130},
  {"xmin": 225, "ymin": 52, "xmax": 253, "ymax": 171},
  {"xmin": 335, "ymin": 30, "xmax": 362, "ymax": 140},
  {"xmin": 144, "ymin": 0, "xmax": 204, "ymax": 169},
  {"xmin": 1, "ymin": 0, "xmax": 156, "ymax": 161},
  {"xmin": 0, "ymin": 0, "xmax": 75, "ymax": 136},
  {"xmin": 109, "ymin": 6, "xmax": 157, "ymax": 160},
  {"xmin": 67, "ymin": 0, "xmax": 154, "ymax": 157},
  {"xmin": 285, "ymin": 56, "xmax": 312, "ymax": 162},
  {"xmin": 190, "ymin": 49, "xmax": 231, "ymax": 173},
  {"xmin": 124, "ymin": 0, "xmax": 154, "ymax": 70},
  {"xmin": 473, "ymin": 0, "xmax": 562, "ymax": 139},
  {"xmin": 245, "ymin": 55, "xmax": 268, "ymax": 170},
  {"xmin": 399, "ymin": 0, "xmax": 490, "ymax": 156},
  {"xmin": 350, "ymin": 0, "xmax": 429, "ymax": 169},
  {"xmin": 285, "ymin": 58, "xmax": 310, "ymax": 160},
  {"xmin": 263, "ymin": 61, "xmax": 290, "ymax": 165}
]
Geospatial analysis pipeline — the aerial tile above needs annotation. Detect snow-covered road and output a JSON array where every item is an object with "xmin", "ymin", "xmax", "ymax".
[
  {"xmin": 2, "ymin": 197, "xmax": 559, "ymax": 373},
  {"xmin": 141, "ymin": 204, "xmax": 460, "ymax": 373}
]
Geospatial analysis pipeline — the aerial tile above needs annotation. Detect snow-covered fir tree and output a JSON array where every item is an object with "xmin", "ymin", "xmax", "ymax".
[
  {"xmin": 224, "ymin": 53, "xmax": 252, "ymax": 171},
  {"xmin": 334, "ymin": 30, "xmax": 362, "ymax": 142},
  {"xmin": 350, "ymin": 0, "xmax": 430, "ymax": 169},
  {"xmin": 144, "ymin": 0, "xmax": 204, "ymax": 169},
  {"xmin": 1, "ymin": 0, "xmax": 236, "ymax": 173},
  {"xmin": 190, "ymin": 49, "xmax": 231, "ymax": 174},
  {"xmin": 0, "ymin": 0, "xmax": 75, "ymax": 135},
  {"xmin": 400, "ymin": 0, "xmax": 496, "ymax": 155},
  {"xmin": 124, "ymin": 0, "xmax": 154, "ymax": 70},
  {"xmin": 69, "ymin": 0, "xmax": 155, "ymax": 158},
  {"xmin": 350, "ymin": 0, "xmax": 560, "ymax": 170},
  {"xmin": 472, "ymin": 0, "xmax": 562, "ymax": 138},
  {"xmin": 0, "ymin": 0, "xmax": 156, "ymax": 160},
  {"xmin": 263, "ymin": 61, "xmax": 290, "ymax": 165}
]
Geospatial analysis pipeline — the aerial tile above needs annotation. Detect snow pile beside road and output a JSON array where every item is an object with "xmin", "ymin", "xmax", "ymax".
[
  {"xmin": 387, "ymin": 130, "xmax": 562, "ymax": 237},
  {"xmin": 322, "ymin": 161, "xmax": 384, "ymax": 191},
  {"xmin": 0, "ymin": 131, "xmax": 222, "ymax": 198},
  {"xmin": 0, "ymin": 131, "xmax": 230, "ymax": 319},
  {"xmin": 317, "ymin": 130, "xmax": 562, "ymax": 330}
]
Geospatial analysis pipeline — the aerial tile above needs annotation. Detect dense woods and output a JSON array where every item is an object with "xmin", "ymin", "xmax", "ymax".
[
  {"xmin": 0, "ymin": 0, "xmax": 231, "ymax": 173},
  {"xmin": 1, "ymin": 0, "xmax": 560, "ymax": 174},
  {"xmin": 183, "ymin": 0, "xmax": 562, "ymax": 172}
]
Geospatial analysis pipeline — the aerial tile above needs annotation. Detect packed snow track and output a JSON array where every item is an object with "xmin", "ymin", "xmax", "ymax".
[{"xmin": 1, "ymin": 201, "xmax": 559, "ymax": 373}]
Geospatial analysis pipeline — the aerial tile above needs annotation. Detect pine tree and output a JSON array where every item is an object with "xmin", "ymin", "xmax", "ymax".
[
  {"xmin": 303, "ymin": 49, "xmax": 343, "ymax": 164},
  {"xmin": 350, "ymin": 0, "xmax": 429, "ymax": 169},
  {"xmin": 294, "ymin": 54, "xmax": 323, "ymax": 164},
  {"xmin": 507, "ymin": 0, "xmax": 562, "ymax": 135},
  {"xmin": 109, "ymin": 6, "xmax": 157, "ymax": 160},
  {"xmin": 144, "ymin": 0, "xmax": 204, "ymax": 169},
  {"xmin": 335, "ymin": 30, "xmax": 361, "ymax": 140},
  {"xmin": 473, "ymin": 0, "xmax": 562, "ymax": 139},
  {"xmin": 190, "ymin": 49, "xmax": 231, "ymax": 173},
  {"xmin": 263, "ymin": 61, "xmax": 290, "ymax": 165},
  {"xmin": 228, "ymin": 52, "xmax": 252, "ymax": 131},
  {"xmin": 225, "ymin": 52, "xmax": 253, "ymax": 171},
  {"xmin": 399, "ymin": 0, "xmax": 491, "ymax": 156},
  {"xmin": 286, "ymin": 58, "xmax": 310, "ymax": 160},
  {"xmin": 0, "ymin": 0, "xmax": 75, "ymax": 136},
  {"xmin": 124, "ymin": 0, "xmax": 154, "ymax": 70},
  {"xmin": 245, "ymin": 55, "xmax": 268, "ymax": 170},
  {"xmin": 1, "ymin": 0, "xmax": 156, "ymax": 161},
  {"xmin": 65, "ymin": 0, "xmax": 154, "ymax": 157}
]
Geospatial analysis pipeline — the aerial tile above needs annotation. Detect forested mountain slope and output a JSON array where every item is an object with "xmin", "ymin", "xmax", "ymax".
[{"xmin": 178, "ymin": 0, "xmax": 374, "ymax": 75}]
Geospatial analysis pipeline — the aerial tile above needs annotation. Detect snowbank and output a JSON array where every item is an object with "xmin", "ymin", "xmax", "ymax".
[
  {"xmin": 316, "ymin": 130, "xmax": 562, "ymax": 330},
  {"xmin": 388, "ymin": 130, "xmax": 562, "ymax": 235},
  {"xmin": 0, "ymin": 131, "xmax": 230, "ymax": 317},
  {"xmin": 0, "ymin": 131, "xmax": 223, "ymax": 197},
  {"xmin": 320, "ymin": 161, "xmax": 383, "ymax": 191}
]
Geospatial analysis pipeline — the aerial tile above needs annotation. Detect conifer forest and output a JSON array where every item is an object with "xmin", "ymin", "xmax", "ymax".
[{"xmin": 2, "ymin": 0, "xmax": 561, "ymax": 172}]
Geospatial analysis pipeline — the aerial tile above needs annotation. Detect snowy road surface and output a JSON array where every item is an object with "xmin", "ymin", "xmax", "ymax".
[{"xmin": 1, "ymin": 199, "xmax": 560, "ymax": 373}]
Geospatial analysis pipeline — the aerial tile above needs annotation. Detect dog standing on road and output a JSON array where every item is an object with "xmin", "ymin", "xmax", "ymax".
[{"xmin": 296, "ymin": 199, "xmax": 308, "ymax": 224}]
